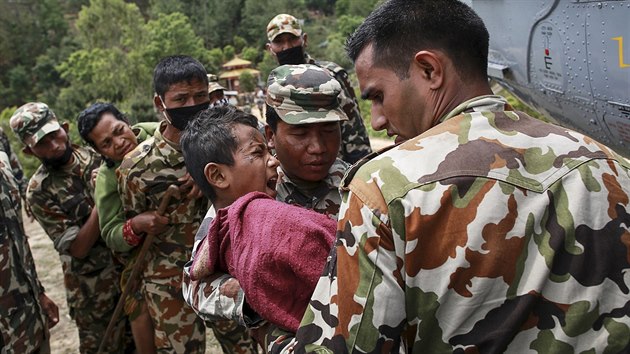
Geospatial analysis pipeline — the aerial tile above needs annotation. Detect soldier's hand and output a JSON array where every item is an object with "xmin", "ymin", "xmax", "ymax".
[
  {"xmin": 178, "ymin": 173, "xmax": 204, "ymax": 200},
  {"xmin": 131, "ymin": 211, "xmax": 170, "ymax": 235},
  {"xmin": 90, "ymin": 167, "xmax": 100, "ymax": 187},
  {"xmin": 39, "ymin": 293, "xmax": 59, "ymax": 329}
]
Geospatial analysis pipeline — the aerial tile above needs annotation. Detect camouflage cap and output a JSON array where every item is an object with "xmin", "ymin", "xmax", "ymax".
[
  {"xmin": 267, "ymin": 14, "xmax": 302, "ymax": 42},
  {"xmin": 266, "ymin": 64, "xmax": 348, "ymax": 125},
  {"xmin": 10, "ymin": 102, "xmax": 61, "ymax": 148},
  {"xmin": 208, "ymin": 81, "xmax": 226, "ymax": 94}
]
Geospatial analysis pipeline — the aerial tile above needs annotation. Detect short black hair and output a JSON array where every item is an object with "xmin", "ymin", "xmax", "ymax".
[
  {"xmin": 346, "ymin": 0, "xmax": 489, "ymax": 81},
  {"xmin": 264, "ymin": 104, "xmax": 280, "ymax": 132},
  {"xmin": 153, "ymin": 55, "xmax": 209, "ymax": 97},
  {"xmin": 77, "ymin": 102, "xmax": 128, "ymax": 168},
  {"xmin": 181, "ymin": 106, "xmax": 259, "ymax": 201}
]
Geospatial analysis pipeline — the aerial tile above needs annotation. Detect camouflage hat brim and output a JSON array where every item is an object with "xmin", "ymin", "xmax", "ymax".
[
  {"xmin": 25, "ymin": 120, "xmax": 60, "ymax": 148},
  {"xmin": 269, "ymin": 28, "xmax": 302, "ymax": 42},
  {"xmin": 275, "ymin": 106, "xmax": 348, "ymax": 125}
]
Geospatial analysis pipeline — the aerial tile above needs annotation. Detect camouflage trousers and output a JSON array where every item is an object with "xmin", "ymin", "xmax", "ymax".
[
  {"xmin": 71, "ymin": 301, "xmax": 129, "ymax": 354},
  {"xmin": 145, "ymin": 282, "xmax": 206, "ymax": 353},
  {"xmin": 0, "ymin": 297, "xmax": 50, "ymax": 354},
  {"xmin": 208, "ymin": 318, "xmax": 259, "ymax": 354}
]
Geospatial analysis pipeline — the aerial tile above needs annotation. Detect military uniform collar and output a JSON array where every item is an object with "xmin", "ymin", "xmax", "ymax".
[
  {"xmin": 280, "ymin": 158, "xmax": 348, "ymax": 196},
  {"xmin": 342, "ymin": 95, "xmax": 512, "ymax": 189},
  {"xmin": 439, "ymin": 95, "xmax": 511, "ymax": 123}
]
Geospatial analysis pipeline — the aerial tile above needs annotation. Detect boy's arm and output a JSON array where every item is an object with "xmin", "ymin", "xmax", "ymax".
[{"xmin": 182, "ymin": 214, "xmax": 262, "ymax": 326}]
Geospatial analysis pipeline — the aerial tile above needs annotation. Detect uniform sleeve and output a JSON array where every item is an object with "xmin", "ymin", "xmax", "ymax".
[
  {"xmin": 274, "ymin": 183, "xmax": 404, "ymax": 353},
  {"xmin": 182, "ymin": 227, "xmax": 253, "ymax": 326},
  {"xmin": 27, "ymin": 186, "xmax": 80, "ymax": 255},
  {"xmin": 335, "ymin": 71, "xmax": 372, "ymax": 164},
  {"xmin": 95, "ymin": 166, "xmax": 133, "ymax": 252},
  {"xmin": 117, "ymin": 163, "xmax": 145, "ymax": 219}
]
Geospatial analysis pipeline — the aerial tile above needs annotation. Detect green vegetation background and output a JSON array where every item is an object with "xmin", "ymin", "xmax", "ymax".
[{"xmin": 0, "ymin": 0, "xmax": 541, "ymax": 177}]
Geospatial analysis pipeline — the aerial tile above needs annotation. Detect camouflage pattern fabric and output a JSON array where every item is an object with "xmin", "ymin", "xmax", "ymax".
[
  {"xmin": 26, "ymin": 145, "xmax": 127, "ymax": 353},
  {"xmin": 0, "ymin": 150, "xmax": 49, "ymax": 353},
  {"xmin": 118, "ymin": 121, "xmax": 253, "ymax": 353},
  {"xmin": 266, "ymin": 14, "xmax": 303, "ymax": 41},
  {"xmin": 182, "ymin": 159, "xmax": 350, "ymax": 339},
  {"xmin": 306, "ymin": 55, "xmax": 372, "ymax": 164},
  {"xmin": 9, "ymin": 102, "xmax": 60, "ymax": 148},
  {"xmin": 0, "ymin": 127, "xmax": 27, "ymax": 199},
  {"xmin": 266, "ymin": 64, "xmax": 348, "ymax": 125},
  {"xmin": 269, "ymin": 95, "xmax": 630, "ymax": 353},
  {"xmin": 275, "ymin": 158, "xmax": 348, "ymax": 220}
]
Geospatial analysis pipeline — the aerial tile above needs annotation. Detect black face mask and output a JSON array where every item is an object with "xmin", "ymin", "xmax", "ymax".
[
  {"xmin": 276, "ymin": 45, "xmax": 306, "ymax": 65},
  {"xmin": 163, "ymin": 102, "xmax": 210, "ymax": 131},
  {"xmin": 42, "ymin": 142, "xmax": 73, "ymax": 170}
]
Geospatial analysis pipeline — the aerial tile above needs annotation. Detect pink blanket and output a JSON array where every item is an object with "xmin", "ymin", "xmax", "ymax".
[{"xmin": 190, "ymin": 191, "xmax": 336, "ymax": 331}]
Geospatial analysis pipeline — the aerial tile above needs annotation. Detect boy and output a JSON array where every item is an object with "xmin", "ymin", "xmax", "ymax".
[{"xmin": 181, "ymin": 106, "xmax": 336, "ymax": 332}]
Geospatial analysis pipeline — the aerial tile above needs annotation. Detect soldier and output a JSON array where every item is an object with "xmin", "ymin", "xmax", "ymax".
[
  {"xmin": 182, "ymin": 64, "xmax": 350, "ymax": 340},
  {"xmin": 0, "ymin": 127, "xmax": 27, "ymax": 200},
  {"xmin": 266, "ymin": 13, "xmax": 371, "ymax": 164},
  {"xmin": 10, "ymin": 102, "xmax": 127, "ymax": 353},
  {"xmin": 117, "ymin": 55, "xmax": 255, "ymax": 353},
  {"xmin": 207, "ymin": 75, "xmax": 229, "ymax": 107},
  {"xmin": 77, "ymin": 102, "xmax": 161, "ymax": 354},
  {"xmin": 270, "ymin": 0, "xmax": 630, "ymax": 352},
  {"xmin": 1, "ymin": 130, "xmax": 58, "ymax": 353}
]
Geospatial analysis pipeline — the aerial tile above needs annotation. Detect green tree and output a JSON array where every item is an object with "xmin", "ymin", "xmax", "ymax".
[
  {"xmin": 239, "ymin": 71, "xmax": 256, "ymax": 93},
  {"xmin": 241, "ymin": 47, "xmax": 260, "ymax": 63},
  {"xmin": 223, "ymin": 45, "xmax": 236, "ymax": 61},
  {"xmin": 258, "ymin": 52, "xmax": 278, "ymax": 85},
  {"xmin": 0, "ymin": 0, "xmax": 68, "ymax": 107}
]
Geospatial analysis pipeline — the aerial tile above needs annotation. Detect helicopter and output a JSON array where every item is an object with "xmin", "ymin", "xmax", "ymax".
[{"xmin": 465, "ymin": 0, "xmax": 630, "ymax": 157}]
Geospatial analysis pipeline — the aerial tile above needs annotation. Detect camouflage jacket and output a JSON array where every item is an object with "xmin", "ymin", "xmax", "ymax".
[
  {"xmin": 0, "ymin": 127, "xmax": 27, "ymax": 199},
  {"xmin": 27, "ymin": 145, "xmax": 121, "ymax": 310},
  {"xmin": 0, "ymin": 150, "xmax": 48, "ymax": 352},
  {"xmin": 118, "ymin": 121, "xmax": 210, "ymax": 287},
  {"xmin": 182, "ymin": 159, "xmax": 350, "ymax": 326},
  {"xmin": 306, "ymin": 54, "xmax": 372, "ymax": 164},
  {"xmin": 279, "ymin": 95, "xmax": 630, "ymax": 353}
]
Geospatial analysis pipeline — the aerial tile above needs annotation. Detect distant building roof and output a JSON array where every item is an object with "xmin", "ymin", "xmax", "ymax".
[
  {"xmin": 222, "ymin": 57, "xmax": 252, "ymax": 69},
  {"xmin": 219, "ymin": 68, "xmax": 261, "ymax": 80}
]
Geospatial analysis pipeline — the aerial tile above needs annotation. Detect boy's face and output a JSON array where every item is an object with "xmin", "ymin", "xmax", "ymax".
[{"xmin": 224, "ymin": 124, "xmax": 279, "ymax": 202}]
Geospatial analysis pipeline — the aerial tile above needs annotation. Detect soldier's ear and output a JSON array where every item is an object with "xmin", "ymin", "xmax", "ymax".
[
  {"xmin": 264, "ymin": 125, "xmax": 275, "ymax": 149},
  {"xmin": 204, "ymin": 162, "xmax": 228, "ymax": 190},
  {"xmin": 302, "ymin": 33, "xmax": 308, "ymax": 49}
]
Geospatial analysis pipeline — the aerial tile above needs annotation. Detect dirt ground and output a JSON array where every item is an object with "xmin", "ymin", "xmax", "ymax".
[{"xmin": 24, "ymin": 136, "xmax": 392, "ymax": 353}]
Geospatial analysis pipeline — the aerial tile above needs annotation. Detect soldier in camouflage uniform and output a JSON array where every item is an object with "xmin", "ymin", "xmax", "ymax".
[
  {"xmin": 0, "ymin": 127, "xmax": 27, "ymax": 200},
  {"xmin": 1, "ymin": 131, "xmax": 59, "ymax": 354},
  {"xmin": 182, "ymin": 64, "xmax": 350, "ymax": 341},
  {"xmin": 10, "ymin": 102, "xmax": 127, "ymax": 353},
  {"xmin": 117, "ymin": 55, "xmax": 255, "ymax": 353},
  {"xmin": 266, "ymin": 1, "xmax": 630, "ymax": 352},
  {"xmin": 266, "ymin": 13, "xmax": 371, "ymax": 164}
]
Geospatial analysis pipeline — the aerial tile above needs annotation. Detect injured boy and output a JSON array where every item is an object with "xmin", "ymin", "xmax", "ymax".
[{"xmin": 180, "ymin": 106, "xmax": 336, "ymax": 332}]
